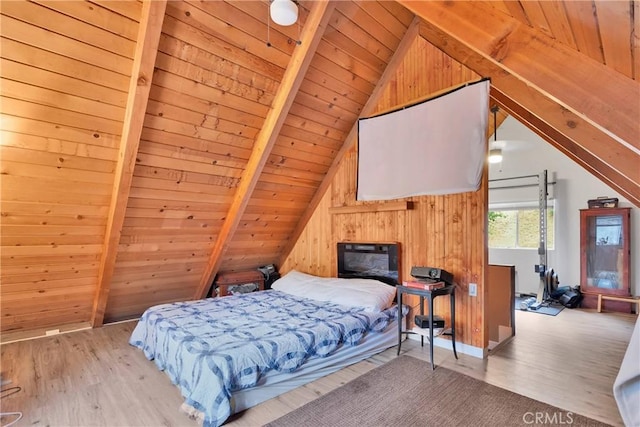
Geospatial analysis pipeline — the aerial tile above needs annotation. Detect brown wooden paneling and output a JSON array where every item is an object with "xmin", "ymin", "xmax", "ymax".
[
  {"xmin": 282, "ymin": 37, "xmax": 488, "ymax": 349},
  {"xmin": 0, "ymin": 14, "xmax": 132, "ymax": 76},
  {"xmin": 485, "ymin": 1, "xmax": 637, "ymax": 81},
  {"xmin": 0, "ymin": 117, "xmax": 121, "ymax": 152},
  {"xmin": 0, "ymin": 0, "xmax": 137, "ymax": 333},
  {"xmin": 2, "ymin": 1, "xmax": 136, "ymax": 58},
  {"xmin": 487, "ymin": 264, "xmax": 515, "ymax": 344},
  {"xmin": 0, "ymin": 51, "xmax": 128, "ymax": 105},
  {"xmin": 104, "ymin": 0, "xmax": 293, "ymax": 319}
]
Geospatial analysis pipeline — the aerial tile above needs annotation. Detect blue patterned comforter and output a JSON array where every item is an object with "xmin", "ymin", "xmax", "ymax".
[{"xmin": 130, "ymin": 290, "xmax": 401, "ymax": 427}]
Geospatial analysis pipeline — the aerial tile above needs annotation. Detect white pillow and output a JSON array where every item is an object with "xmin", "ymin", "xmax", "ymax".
[{"xmin": 271, "ymin": 270, "xmax": 396, "ymax": 312}]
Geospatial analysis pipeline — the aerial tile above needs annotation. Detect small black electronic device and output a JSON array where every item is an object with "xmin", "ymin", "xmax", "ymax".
[
  {"xmin": 410, "ymin": 266, "xmax": 454, "ymax": 286},
  {"xmin": 257, "ymin": 264, "xmax": 280, "ymax": 289},
  {"xmin": 415, "ymin": 315, "xmax": 445, "ymax": 329}
]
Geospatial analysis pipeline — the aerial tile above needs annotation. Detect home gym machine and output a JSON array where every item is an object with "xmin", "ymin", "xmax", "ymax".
[
  {"xmin": 530, "ymin": 170, "xmax": 560, "ymax": 309},
  {"xmin": 489, "ymin": 170, "xmax": 558, "ymax": 310}
]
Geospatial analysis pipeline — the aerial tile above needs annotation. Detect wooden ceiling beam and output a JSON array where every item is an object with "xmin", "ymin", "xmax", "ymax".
[
  {"xmin": 400, "ymin": 1, "xmax": 639, "ymax": 150},
  {"xmin": 489, "ymin": 73, "xmax": 639, "ymax": 207},
  {"xmin": 279, "ymin": 16, "xmax": 421, "ymax": 268},
  {"xmin": 491, "ymin": 86, "xmax": 640, "ymax": 207},
  {"xmin": 194, "ymin": 1, "xmax": 337, "ymax": 300},
  {"xmin": 398, "ymin": 0, "xmax": 640, "ymax": 207},
  {"xmin": 91, "ymin": 0, "xmax": 167, "ymax": 327}
]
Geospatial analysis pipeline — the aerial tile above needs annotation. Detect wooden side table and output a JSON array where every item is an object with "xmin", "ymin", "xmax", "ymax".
[{"xmin": 215, "ymin": 271, "xmax": 265, "ymax": 297}]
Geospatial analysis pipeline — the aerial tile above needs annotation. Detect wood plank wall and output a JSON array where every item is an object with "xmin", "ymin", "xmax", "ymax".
[
  {"xmin": 0, "ymin": 1, "xmax": 141, "ymax": 333},
  {"xmin": 103, "ymin": 1, "xmax": 281, "ymax": 322},
  {"xmin": 282, "ymin": 37, "xmax": 489, "ymax": 349},
  {"xmin": 223, "ymin": 1, "xmax": 414, "ymax": 271},
  {"xmin": 103, "ymin": 1, "xmax": 415, "ymax": 321},
  {"xmin": 1, "ymin": 0, "xmax": 418, "ymax": 331}
]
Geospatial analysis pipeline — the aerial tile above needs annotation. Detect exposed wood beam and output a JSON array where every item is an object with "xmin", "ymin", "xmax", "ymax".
[
  {"xmin": 399, "ymin": 0, "xmax": 640, "ymax": 207},
  {"xmin": 91, "ymin": 0, "xmax": 167, "ymax": 327},
  {"xmin": 279, "ymin": 16, "xmax": 421, "ymax": 268},
  {"xmin": 402, "ymin": 1, "xmax": 640, "ymax": 149},
  {"xmin": 194, "ymin": 1, "xmax": 337, "ymax": 300},
  {"xmin": 490, "ymin": 86, "xmax": 640, "ymax": 207}
]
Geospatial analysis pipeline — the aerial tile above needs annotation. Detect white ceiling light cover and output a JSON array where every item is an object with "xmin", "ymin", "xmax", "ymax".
[
  {"xmin": 488, "ymin": 148, "xmax": 503, "ymax": 163},
  {"xmin": 270, "ymin": 0, "xmax": 298, "ymax": 26}
]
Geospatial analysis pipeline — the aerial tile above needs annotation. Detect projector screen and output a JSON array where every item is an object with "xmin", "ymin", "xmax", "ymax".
[{"xmin": 357, "ymin": 79, "xmax": 489, "ymax": 201}]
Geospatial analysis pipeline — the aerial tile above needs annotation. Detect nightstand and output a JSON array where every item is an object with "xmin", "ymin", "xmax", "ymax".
[
  {"xmin": 214, "ymin": 270, "xmax": 265, "ymax": 297},
  {"xmin": 396, "ymin": 283, "xmax": 458, "ymax": 370}
]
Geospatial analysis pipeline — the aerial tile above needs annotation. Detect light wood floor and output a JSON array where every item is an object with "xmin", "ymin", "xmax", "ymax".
[{"xmin": 0, "ymin": 307, "xmax": 635, "ymax": 427}]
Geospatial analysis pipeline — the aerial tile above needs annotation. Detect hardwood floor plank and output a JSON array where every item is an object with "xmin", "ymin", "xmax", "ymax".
[{"xmin": 0, "ymin": 308, "xmax": 634, "ymax": 426}]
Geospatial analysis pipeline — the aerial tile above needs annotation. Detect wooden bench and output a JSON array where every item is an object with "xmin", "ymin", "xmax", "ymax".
[{"xmin": 597, "ymin": 294, "xmax": 640, "ymax": 314}]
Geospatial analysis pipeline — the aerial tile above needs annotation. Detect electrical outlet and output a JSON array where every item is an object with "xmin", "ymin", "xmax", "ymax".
[{"xmin": 469, "ymin": 283, "xmax": 477, "ymax": 297}]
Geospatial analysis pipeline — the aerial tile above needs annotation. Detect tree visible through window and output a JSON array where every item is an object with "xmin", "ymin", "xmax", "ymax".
[{"xmin": 488, "ymin": 205, "xmax": 555, "ymax": 249}]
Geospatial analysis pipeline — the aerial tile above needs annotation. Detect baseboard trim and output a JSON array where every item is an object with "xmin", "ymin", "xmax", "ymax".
[
  {"xmin": 0, "ymin": 322, "xmax": 92, "ymax": 345},
  {"xmin": 407, "ymin": 334, "xmax": 487, "ymax": 358}
]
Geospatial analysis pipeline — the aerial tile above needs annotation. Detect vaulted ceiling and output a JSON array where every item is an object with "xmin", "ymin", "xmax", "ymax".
[{"xmin": 1, "ymin": 1, "xmax": 638, "ymax": 336}]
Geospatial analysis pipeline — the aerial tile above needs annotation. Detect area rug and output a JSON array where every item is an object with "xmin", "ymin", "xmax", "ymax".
[{"xmin": 264, "ymin": 356, "xmax": 607, "ymax": 427}]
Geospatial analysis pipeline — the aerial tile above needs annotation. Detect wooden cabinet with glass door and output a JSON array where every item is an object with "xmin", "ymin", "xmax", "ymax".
[{"xmin": 580, "ymin": 207, "xmax": 632, "ymax": 312}]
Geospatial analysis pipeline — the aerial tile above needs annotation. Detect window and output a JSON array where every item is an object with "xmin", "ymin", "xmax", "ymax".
[{"xmin": 488, "ymin": 202, "xmax": 555, "ymax": 249}]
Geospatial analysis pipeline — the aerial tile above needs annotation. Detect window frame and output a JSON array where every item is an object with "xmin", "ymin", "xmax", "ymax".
[{"xmin": 488, "ymin": 200, "xmax": 555, "ymax": 250}]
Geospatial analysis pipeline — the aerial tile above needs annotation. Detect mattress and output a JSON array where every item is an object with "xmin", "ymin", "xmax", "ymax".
[
  {"xmin": 130, "ymin": 289, "xmax": 404, "ymax": 427},
  {"xmin": 231, "ymin": 313, "xmax": 401, "ymax": 413}
]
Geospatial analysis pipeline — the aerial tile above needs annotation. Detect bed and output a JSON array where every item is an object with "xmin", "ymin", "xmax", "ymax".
[{"xmin": 130, "ymin": 243, "xmax": 405, "ymax": 427}]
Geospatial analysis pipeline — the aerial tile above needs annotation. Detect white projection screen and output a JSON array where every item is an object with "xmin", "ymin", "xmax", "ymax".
[{"xmin": 357, "ymin": 79, "xmax": 489, "ymax": 201}]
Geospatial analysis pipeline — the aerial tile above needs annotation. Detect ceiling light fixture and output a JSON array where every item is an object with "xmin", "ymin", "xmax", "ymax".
[
  {"xmin": 266, "ymin": 0, "xmax": 301, "ymax": 48},
  {"xmin": 270, "ymin": 0, "xmax": 298, "ymax": 26},
  {"xmin": 489, "ymin": 148, "xmax": 503, "ymax": 164},
  {"xmin": 489, "ymin": 106, "xmax": 503, "ymax": 164}
]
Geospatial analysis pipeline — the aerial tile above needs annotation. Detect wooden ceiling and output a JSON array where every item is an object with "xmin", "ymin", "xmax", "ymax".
[{"xmin": 1, "ymin": 0, "xmax": 638, "ymax": 335}]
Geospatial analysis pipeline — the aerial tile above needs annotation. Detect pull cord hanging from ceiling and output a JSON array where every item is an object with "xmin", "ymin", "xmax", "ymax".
[
  {"xmin": 266, "ymin": 0, "xmax": 301, "ymax": 47},
  {"xmin": 489, "ymin": 106, "xmax": 503, "ymax": 164}
]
